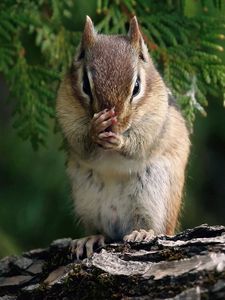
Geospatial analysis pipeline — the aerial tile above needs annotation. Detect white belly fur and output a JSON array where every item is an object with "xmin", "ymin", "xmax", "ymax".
[{"xmin": 68, "ymin": 152, "xmax": 168, "ymax": 240}]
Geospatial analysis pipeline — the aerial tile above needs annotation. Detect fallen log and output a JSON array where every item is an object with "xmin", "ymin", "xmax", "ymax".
[{"xmin": 0, "ymin": 224, "xmax": 225, "ymax": 299}]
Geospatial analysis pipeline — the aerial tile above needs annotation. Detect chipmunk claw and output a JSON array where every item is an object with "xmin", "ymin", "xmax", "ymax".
[
  {"xmin": 123, "ymin": 229, "xmax": 155, "ymax": 243},
  {"xmin": 71, "ymin": 235, "xmax": 105, "ymax": 260}
]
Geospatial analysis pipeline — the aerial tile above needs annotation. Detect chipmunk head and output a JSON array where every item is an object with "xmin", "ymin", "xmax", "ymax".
[{"xmin": 71, "ymin": 16, "xmax": 163, "ymax": 134}]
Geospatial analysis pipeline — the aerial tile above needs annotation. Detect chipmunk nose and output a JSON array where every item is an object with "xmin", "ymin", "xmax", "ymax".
[
  {"xmin": 98, "ymin": 99, "xmax": 113, "ymax": 112},
  {"xmin": 103, "ymin": 100, "xmax": 111, "ymax": 110}
]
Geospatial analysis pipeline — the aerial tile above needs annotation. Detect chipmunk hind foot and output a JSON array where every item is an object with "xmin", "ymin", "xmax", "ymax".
[{"xmin": 123, "ymin": 229, "xmax": 155, "ymax": 243}]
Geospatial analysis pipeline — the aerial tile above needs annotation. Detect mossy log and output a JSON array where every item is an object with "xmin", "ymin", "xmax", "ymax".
[{"xmin": 0, "ymin": 224, "xmax": 225, "ymax": 299}]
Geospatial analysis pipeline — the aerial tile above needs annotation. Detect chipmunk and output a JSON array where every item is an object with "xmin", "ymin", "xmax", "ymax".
[{"xmin": 56, "ymin": 16, "xmax": 190, "ymax": 259}]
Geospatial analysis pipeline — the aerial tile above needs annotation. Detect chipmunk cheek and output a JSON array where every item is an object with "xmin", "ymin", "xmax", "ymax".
[{"xmin": 111, "ymin": 119, "xmax": 129, "ymax": 134}]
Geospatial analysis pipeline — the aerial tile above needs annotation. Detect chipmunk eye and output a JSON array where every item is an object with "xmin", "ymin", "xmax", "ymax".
[
  {"xmin": 132, "ymin": 76, "xmax": 140, "ymax": 97},
  {"xmin": 83, "ymin": 69, "xmax": 92, "ymax": 98}
]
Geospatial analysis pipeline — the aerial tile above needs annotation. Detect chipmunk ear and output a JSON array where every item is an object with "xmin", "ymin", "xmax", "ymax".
[
  {"xmin": 82, "ymin": 16, "xmax": 96, "ymax": 49},
  {"xmin": 128, "ymin": 16, "xmax": 148, "ymax": 61},
  {"xmin": 128, "ymin": 16, "xmax": 142, "ymax": 48}
]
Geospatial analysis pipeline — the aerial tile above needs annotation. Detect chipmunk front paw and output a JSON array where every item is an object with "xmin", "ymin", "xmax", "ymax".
[
  {"xmin": 97, "ymin": 131, "xmax": 124, "ymax": 150},
  {"xmin": 90, "ymin": 108, "xmax": 124, "ymax": 150}
]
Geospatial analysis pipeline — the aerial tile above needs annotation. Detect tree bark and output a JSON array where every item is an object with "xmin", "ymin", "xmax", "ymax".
[{"xmin": 0, "ymin": 224, "xmax": 225, "ymax": 299}]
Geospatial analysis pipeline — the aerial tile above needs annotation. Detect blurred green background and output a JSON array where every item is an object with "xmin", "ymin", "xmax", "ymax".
[{"xmin": 0, "ymin": 0, "xmax": 225, "ymax": 258}]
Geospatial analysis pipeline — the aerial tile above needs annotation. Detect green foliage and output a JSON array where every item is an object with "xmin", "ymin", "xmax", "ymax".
[
  {"xmin": 0, "ymin": 0, "xmax": 225, "ymax": 148},
  {"xmin": 0, "ymin": 0, "xmax": 77, "ymax": 149},
  {"xmin": 0, "ymin": 229, "xmax": 21, "ymax": 257}
]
